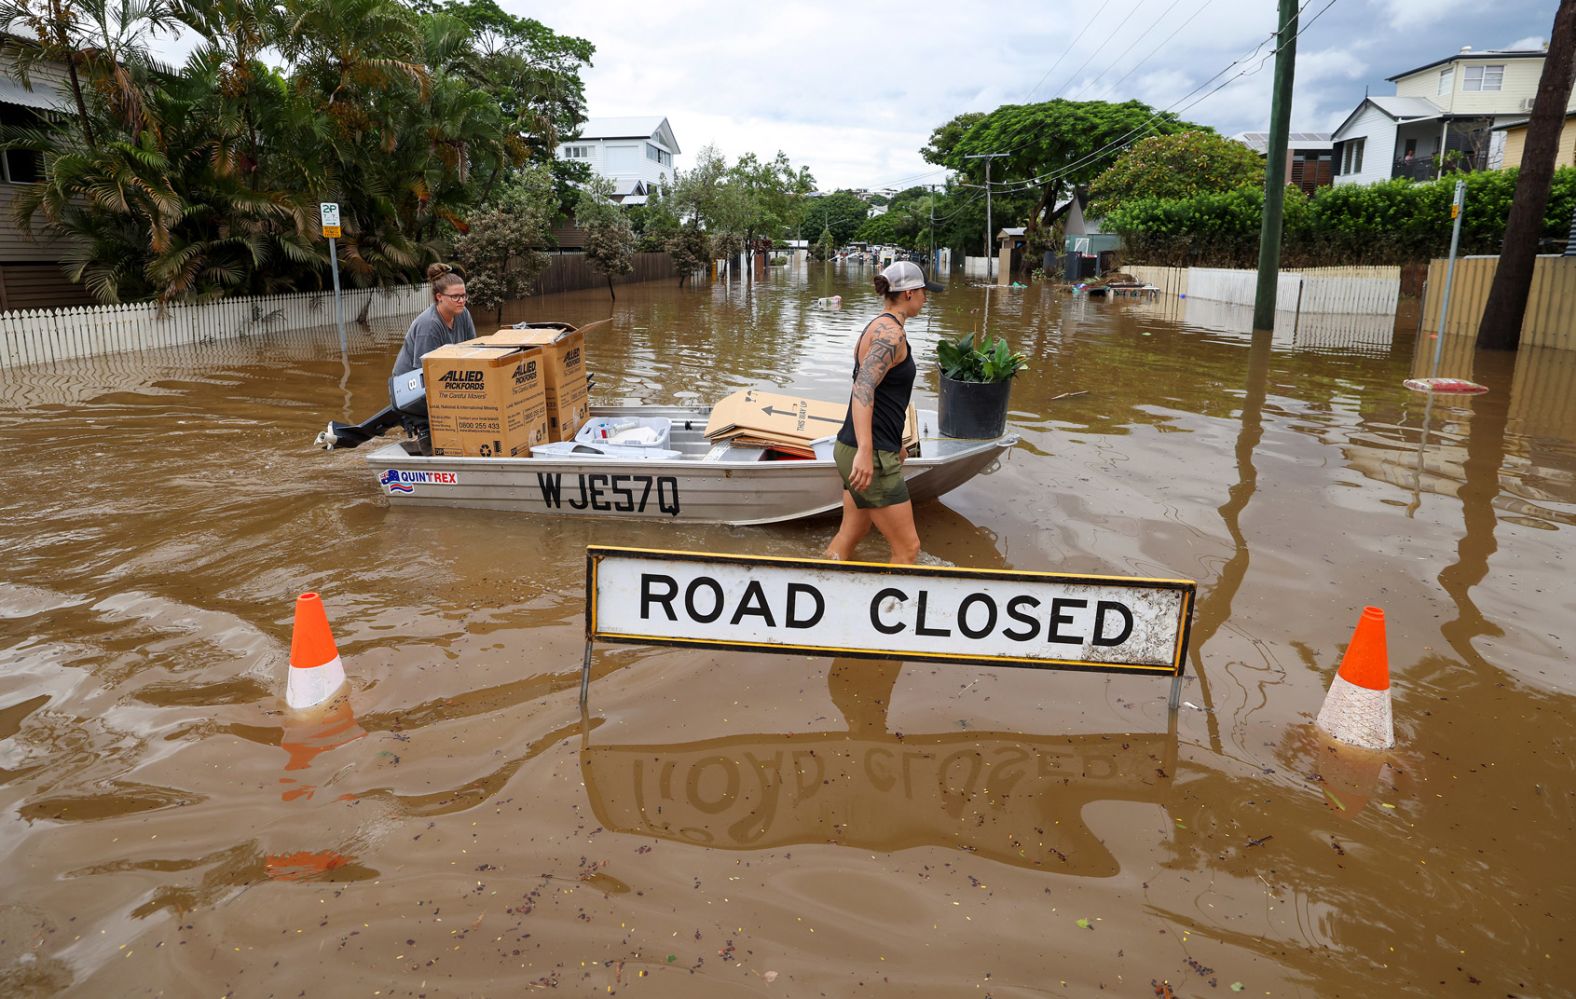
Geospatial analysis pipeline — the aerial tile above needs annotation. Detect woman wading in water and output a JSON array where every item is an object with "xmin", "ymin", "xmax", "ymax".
[{"xmin": 823, "ymin": 261, "xmax": 942, "ymax": 564}]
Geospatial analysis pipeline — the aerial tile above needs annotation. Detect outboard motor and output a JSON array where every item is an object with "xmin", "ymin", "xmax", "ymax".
[{"xmin": 315, "ymin": 370, "xmax": 429, "ymax": 450}]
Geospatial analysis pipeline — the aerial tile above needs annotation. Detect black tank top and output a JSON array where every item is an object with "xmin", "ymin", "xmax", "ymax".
[{"xmin": 836, "ymin": 312, "xmax": 915, "ymax": 453}]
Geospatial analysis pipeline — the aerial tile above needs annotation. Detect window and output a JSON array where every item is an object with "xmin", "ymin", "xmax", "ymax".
[
  {"xmin": 1438, "ymin": 67, "xmax": 1453, "ymax": 95},
  {"xmin": 1341, "ymin": 137, "xmax": 1365, "ymax": 175},
  {"xmin": 1462, "ymin": 64, "xmax": 1504, "ymax": 92},
  {"xmin": 3, "ymin": 148, "xmax": 41, "ymax": 183},
  {"xmin": 645, "ymin": 143, "xmax": 670, "ymax": 166},
  {"xmin": 561, "ymin": 145, "xmax": 591, "ymax": 159},
  {"xmin": 0, "ymin": 105, "xmax": 44, "ymax": 183}
]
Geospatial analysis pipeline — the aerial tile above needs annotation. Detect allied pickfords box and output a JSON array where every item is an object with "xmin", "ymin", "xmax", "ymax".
[
  {"xmin": 421, "ymin": 344, "xmax": 548, "ymax": 457},
  {"xmin": 465, "ymin": 323, "xmax": 590, "ymax": 442}
]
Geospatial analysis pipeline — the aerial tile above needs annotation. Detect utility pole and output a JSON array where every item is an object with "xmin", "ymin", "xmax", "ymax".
[
  {"xmin": 929, "ymin": 183, "xmax": 936, "ymax": 274},
  {"xmin": 965, "ymin": 152, "xmax": 1008, "ymax": 279},
  {"xmin": 1252, "ymin": 0, "xmax": 1299, "ymax": 330}
]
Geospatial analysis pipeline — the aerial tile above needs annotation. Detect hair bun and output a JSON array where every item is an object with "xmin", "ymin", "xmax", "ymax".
[
  {"xmin": 873, "ymin": 275, "xmax": 890, "ymax": 295},
  {"xmin": 426, "ymin": 262, "xmax": 453, "ymax": 282}
]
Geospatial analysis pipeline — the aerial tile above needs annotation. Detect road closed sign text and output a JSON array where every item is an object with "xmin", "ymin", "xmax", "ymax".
[{"xmin": 586, "ymin": 547, "xmax": 1194, "ymax": 676}]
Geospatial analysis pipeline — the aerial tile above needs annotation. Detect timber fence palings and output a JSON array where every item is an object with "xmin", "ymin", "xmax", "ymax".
[{"xmin": 0, "ymin": 285, "xmax": 432, "ymax": 371}]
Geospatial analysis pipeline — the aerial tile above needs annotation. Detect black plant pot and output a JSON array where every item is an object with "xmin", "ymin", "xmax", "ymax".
[{"xmin": 938, "ymin": 373, "xmax": 1012, "ymax": 439}]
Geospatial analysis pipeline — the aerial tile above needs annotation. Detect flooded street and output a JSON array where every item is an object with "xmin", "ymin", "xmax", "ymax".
[{"xmin": 2, "ymin": 264, "xmax": 1572, "ymax": 997}]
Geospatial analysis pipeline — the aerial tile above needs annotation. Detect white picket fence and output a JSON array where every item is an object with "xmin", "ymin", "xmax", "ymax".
[
  {"xmin": 0, "ymin": 284, "xmax": 429, "ymax": 370},
  {"xmin": 1125, "ymin": 265, "xmax": 1400, "ymax": 316}
]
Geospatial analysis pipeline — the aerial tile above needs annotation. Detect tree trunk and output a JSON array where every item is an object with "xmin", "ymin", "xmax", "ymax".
[
  {"xmin": 606, "ymin": 274, "xmax": 615, "ymax": 300},
  {"xmin": 1477, "ymin": 0, "xmax": 1576, "ymax": 349}
]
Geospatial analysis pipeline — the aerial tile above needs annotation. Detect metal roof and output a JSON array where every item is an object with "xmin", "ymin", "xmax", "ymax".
[
  {"xmin": 1386, "ymin": 49, "xmax": 1546, "ymax": 83},
  {"xmin": 0, "ymin": 74, "xmax": 67, "ymax": 111},
  {"xmin": 1230, "ymin": 131, "xmax": 1334, "ymax": 153},
  {"xmin": 577, "ymin": 116, "xmax": 680, "ymax": 154}
]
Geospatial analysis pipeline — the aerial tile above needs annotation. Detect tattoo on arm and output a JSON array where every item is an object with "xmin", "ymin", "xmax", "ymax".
[{"xmin": 852, "ymin": 324, "xmax": 902, "ymax": 406}]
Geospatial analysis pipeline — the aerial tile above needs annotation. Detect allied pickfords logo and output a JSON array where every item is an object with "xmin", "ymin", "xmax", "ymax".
[
  {"xmin": 562, "ymin": 347, "xmax": 581, "ymax": 368},
  {"xmin": 437, "ymin": 369, "xmax": 486, "ymax": 390},
  {"xmin": 379, "ymin": 468, "xmax": 459, "ymax": 493},
  {"xmin": 513, "ymin": 359, "xmax": 538, "ymax": 384}
]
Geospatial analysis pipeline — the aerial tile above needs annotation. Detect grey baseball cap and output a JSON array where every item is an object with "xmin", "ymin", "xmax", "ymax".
[{"xmin": 881, "ymin": 260, "xmax": 943, "ymax": 292}]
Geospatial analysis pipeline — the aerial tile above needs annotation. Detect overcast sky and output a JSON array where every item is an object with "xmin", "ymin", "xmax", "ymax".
[{"xmin": 525, "ymin": 0, "xmax": 1561, "ymax": 190}]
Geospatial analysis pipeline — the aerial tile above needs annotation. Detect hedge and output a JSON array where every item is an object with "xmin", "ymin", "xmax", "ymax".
[{"xmin": 1104, "ymin": 168, "xmax": 1576, "ymax": 267}]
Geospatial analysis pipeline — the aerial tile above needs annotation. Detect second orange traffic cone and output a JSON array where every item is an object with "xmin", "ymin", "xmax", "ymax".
[
  {"xmin": 286, "ymin": 592, "xmax": 347, "ymax": 710},
  {"xmin": 1314, "ymin": 606, "xmax": 1394, "ymax": 750}
]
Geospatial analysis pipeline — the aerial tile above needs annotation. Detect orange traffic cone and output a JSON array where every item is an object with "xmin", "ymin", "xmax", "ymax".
[
  {"xmin": 1315, "ymin": 606, "xmax": 1394, "ymax": 750},
  {"xmin": 286, "ymin": 593, "xmax": 347, "ymax": 710}
]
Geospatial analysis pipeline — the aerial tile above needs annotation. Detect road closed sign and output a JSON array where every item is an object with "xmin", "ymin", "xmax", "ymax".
[
  {"xmin": 585, "ymin": 547, "xmax": 1195, "ymax": 676},
  {"xmin": 320, "ymin": 202, "xmax": 341, "ymax": 239}
]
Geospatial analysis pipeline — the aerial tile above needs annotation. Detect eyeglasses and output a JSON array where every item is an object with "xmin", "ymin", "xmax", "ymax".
[{"xmin": 441, "ymin": 292, "xmax": 468, "ymax": 302}]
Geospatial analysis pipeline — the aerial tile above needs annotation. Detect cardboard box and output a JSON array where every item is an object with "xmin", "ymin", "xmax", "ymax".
[
  {"xmin": 466, "ymin": 325, "xmax": 590, "ymax": 442},
  {"xmin": 422, "ymin": 344, "xmax": 548, "ymax": 457}
]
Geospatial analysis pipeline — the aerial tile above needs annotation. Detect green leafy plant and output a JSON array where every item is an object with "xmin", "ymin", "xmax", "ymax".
[{"xmin": 937, "ymin": 333, "xmax": 1027, "ymax": 383}]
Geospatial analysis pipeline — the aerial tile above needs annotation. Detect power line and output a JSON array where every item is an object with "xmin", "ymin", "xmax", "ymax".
[{"xmin": 977, "ymin": 0, "xmax": 1341, "ymax": 193}]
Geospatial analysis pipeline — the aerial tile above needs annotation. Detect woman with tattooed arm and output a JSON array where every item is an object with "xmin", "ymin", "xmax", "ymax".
[{"xmin": 823, "ymin": 261, "xmax": 942, "ymax": 564}]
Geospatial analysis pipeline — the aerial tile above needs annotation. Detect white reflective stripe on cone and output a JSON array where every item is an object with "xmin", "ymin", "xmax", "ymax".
[
  {"xmin": 286, "ymin": 656, "xmax": 347, "ymax": 710},
  {"xmin": 1315, "ymin": 674, "xmax": 1394, "ymax": 750}
]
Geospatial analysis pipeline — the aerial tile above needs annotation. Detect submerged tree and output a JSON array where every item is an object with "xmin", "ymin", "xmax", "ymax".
[
  {"xmin": 451, "ymin": 164, "xmax": 554, "ymax": 320},
  {"xmin": 575, "ymin": 174, "xmax": 634, "ymax": 298},
  {"xmin": 667, "ymin": 220, "xmax": 709, "ymax": 287}
]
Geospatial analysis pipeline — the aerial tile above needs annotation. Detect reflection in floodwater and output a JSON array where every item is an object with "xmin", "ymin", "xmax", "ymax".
[
  {"xmin": 583, "ymin": 653, "xmax": 1176, "ymax": 877},
  {"xmin": 582, "ymin": 725, "xmax": 1174, "ymax": 877}
]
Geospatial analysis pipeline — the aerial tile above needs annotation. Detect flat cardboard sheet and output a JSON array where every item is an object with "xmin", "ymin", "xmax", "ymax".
[{"xmin": 704, "ymin": 388, "xmax": 916, "ymax": 456}]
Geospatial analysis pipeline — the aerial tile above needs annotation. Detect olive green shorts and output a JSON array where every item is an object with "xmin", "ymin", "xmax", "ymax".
[{"xmin": 833, "ymin": 440, "xmax": 911, "ymax": 509}]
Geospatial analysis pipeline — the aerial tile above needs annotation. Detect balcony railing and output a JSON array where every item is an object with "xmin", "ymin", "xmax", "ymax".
[{"xmin": 1391, "ymin": 154, "xmax": 1481, "ymax": 181}]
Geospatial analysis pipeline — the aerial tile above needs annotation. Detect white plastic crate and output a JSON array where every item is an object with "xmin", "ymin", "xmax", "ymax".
[{"xmin": 576, "ymin": 416, "xmax": 673, "ymax": 450}]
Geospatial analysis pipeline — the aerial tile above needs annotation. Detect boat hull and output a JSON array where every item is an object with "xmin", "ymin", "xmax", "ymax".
[{"xmin": 362, "ymin": 406, "xmax": 1015, "ymax": 525}]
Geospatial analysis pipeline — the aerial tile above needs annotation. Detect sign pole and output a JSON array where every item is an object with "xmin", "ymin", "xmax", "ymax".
[
  {"xmin": 320, "ymin": 202, "xmax": 346, "ymax": 350},
  {"xmin": 579, "ymin": 640, "xmax": 594, "ymax": 708}
]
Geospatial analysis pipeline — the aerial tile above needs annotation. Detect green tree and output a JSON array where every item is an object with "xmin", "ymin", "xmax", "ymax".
[
  {"xmin": 920, "ymin": 111, "xmax": 985, "ymax": 167},
  {"xmin": 799, "ymin": 190, "xmax": 867, "ymax": 246},
  {"xmin": 667, "ymin": 219, "xmax": 709, "ymax": 286},
  {"xmin": 1087, "ymin": 130, "xmax": 1264, "ymax": 215},
  {"xmin": 451, "ymin": 164, "xmax": 554, "ymax": 320},
  {"xmin": 575, "ymin": 174, "xmax": 634, "ymax": 298},
  {"xmin": 943, "ymin": 99, "xmax": 1194, "ymax": 241},
  {"xmin": 812, "ymin": 226, "xmax": 834, "ymax": 261}
]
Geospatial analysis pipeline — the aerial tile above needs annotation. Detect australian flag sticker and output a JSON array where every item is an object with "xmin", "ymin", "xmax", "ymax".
[{"xmin": 380, "ymin": 469, "xmax": 414, "ymax": 494}]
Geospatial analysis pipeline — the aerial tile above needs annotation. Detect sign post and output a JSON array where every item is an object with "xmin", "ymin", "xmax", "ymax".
[
  {"xmin": 321, "ymin": 202, "xmax": 346, "ymax": 348},
  {"xmin": 1429, "ymin": 180, "xmax": 1467, "ymax": 377},
  {"xmin": 582, "ymin": 547, "xmax": 1196, "ymax": 712}
]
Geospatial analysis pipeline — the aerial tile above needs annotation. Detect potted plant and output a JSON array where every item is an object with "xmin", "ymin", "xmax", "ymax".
[{"xmin": 935, "ymin": 333, "xmax": 1027, "ymax": 438}]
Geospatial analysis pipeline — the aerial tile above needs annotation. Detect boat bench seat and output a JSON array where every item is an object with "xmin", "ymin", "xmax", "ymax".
[{"xmin": 701, "ymin": 442, "xmax": 768, "ymax": 462}]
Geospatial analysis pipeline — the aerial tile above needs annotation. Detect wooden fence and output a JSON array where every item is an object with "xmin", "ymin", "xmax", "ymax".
[
  {"xmin": 0, "ymin": 284, "xmax": 429, "ymax": 370},
  {"xmin": 1420, "ymin": 254, "xmax": 1576, "ymax": 350},
  {"xmin": 1126, "ymin": 265, "xmax": 1400, "ymax": 316},
  {"xmin": 533, "ymin": 251, "xmax": 677, "ymax": 295}
]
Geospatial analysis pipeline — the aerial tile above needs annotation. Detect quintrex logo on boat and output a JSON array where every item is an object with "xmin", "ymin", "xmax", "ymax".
[
  {"xmin": 379, "ymin": 469, "xmax": 459, "ymax": 493},
  {"xmin": 513, "ymin": 360, "xmax": 538, "ymax": 383}
]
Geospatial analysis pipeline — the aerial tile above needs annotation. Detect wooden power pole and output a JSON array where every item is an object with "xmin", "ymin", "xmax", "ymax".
[{"xmin": 1252, "ymin": 0, "xmax": 1299, "ymax": 330}]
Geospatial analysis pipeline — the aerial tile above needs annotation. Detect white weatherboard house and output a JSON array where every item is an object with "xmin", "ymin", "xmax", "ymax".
[
  {"xmin": 557, "ymin": 117, "xmax": 680, "ymax": 205},
  {"xmin": 1332, "ymin": 44, "xmax": 1576, "ymax": 186}
]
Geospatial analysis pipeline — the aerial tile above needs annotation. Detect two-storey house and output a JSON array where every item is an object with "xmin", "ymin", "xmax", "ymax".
[
  {"xmin": 1331, "ymin": 43, "xmax": 1576, "ymax": 185},
  {"xmin": 556, "ymin": 116, "xmax": 680, "ymax": 205},
  {"xmin": 0, "ymin": 36, "xmax": 95, "ymax": 308}
]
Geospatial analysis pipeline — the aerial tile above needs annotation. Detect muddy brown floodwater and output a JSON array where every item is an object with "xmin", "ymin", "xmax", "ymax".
[{"xmin": 1, "ymin": 264, "xmax": 1572, "ymax": 997}]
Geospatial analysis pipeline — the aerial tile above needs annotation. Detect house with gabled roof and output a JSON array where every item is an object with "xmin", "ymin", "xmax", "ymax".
[
  {"xmin": 557, "ymin": 116, "xmax": 680, "ymax": 204},
  {"xmin": 1331, "ymin": 43, "xmax": 1576, "ymax": 186}
]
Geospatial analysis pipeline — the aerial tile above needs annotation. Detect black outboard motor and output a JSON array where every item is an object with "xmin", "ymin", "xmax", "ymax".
[{"xmin": 315, "ymin": 369, "xmax": 429, "ymax": 450}]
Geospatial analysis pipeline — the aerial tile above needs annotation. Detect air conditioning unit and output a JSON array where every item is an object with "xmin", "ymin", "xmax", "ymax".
[{"xmin": 1520, "ymin": 97, "xmax": 1536, "ymax": 112}]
